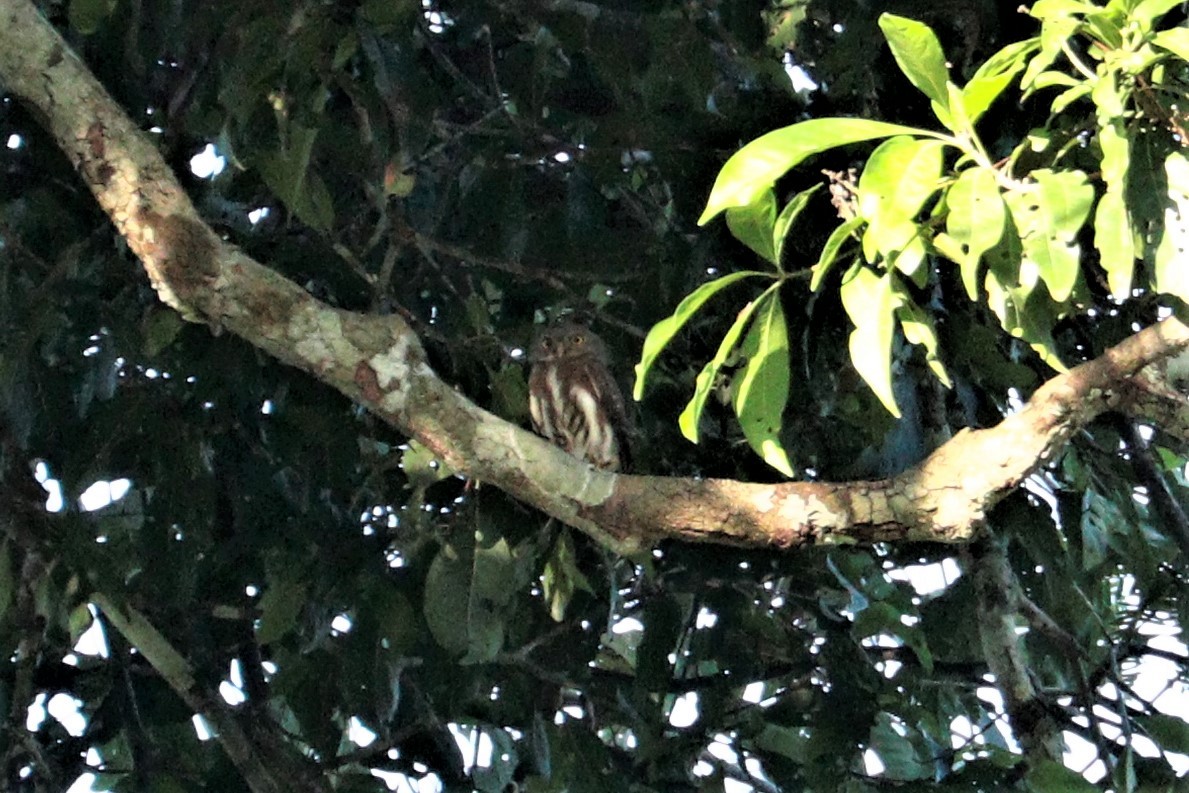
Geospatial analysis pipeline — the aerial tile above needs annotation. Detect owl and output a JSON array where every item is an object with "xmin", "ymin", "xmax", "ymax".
[{"xmin": 527, "ymin": 322, "xmax": 631, "ymax": 472}]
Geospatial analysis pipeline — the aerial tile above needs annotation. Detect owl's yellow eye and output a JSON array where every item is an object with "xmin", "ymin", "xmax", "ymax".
[{"xmin": 572, "ymin": 334, "xmax": 585, "ymax": 345}]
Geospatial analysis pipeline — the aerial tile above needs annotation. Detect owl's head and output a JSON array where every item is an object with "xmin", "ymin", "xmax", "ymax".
[{"xmin": 529, "ymin": 322, "xmax": 609, "ymax": 364}]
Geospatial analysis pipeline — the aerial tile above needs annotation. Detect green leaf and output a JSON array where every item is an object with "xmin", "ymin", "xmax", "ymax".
[
  {"xmin": 962, "ymin": 39, "xmax": 1037, "ymax": 123},
  {"xmin": 423, "ymin": 537, "xmax": 507, "ymax": 662},
  {"xmin": 984, "ymin": 232, "xmax": 1068, "ymax": 372},
  {"xmin": 700, "ymin": 118, "xmax": 930, "ymax": 223},
  {"xmin": 633, "ymin": 271, "xmax": 768, "ymax": 400},
  {"xmin": 1133, "ymin": 0, "xmax": 1186, "ymax": 31},
  {"xmin": 1004, "ymin": 169, "xmax": 1094, "ymax": 303},
  {"xmin": 1050, "ymin": 82, "xmax": 1093, "ymax": 115},
  {"xmin": 858, "ymin": 137, "xmax": 946, "ymax": 276},
  {"xmin": 1155, "ymin": 152, "xmax": 1189, "ymax": 303},
  {"xmin": 840, "ymin": 266, "xmax": 903, "ymax": 417},
  {"xmin": 679, "ymin": 289, "xmax": 771, "ymax": 442},
  {"xmin": 878, "ymin": 14, "xmax": 950, "ymax": 110},
  {"xmin": 1138, "ymin": 713, "xmax": 1189, "ymax": 754},
  {"xmin": 854, "ymin": 604, "xmax": 934, "ymax": 677},
  {"xmin": 294, "ymin": 172, "xmax": 335, "ymax": 234},
  {"xmin": 542, "ymin": 529, "xmax": 593, "ymax": 622},
  {"xmin": 944, "ymin": 166, "xmax": 1006, "ymax": 299},
  {"xmin": 1025, "ymin": 759, "xmax": 1099, "ymax": 792},
  {"xmin": 143, "ymin": 309, "xmax": 185, "ymax": 358},
  {"xmin": 754, "ymin": 724, "xmax": 810, "ymax": 763},
  {"xmin": 731, "ymin": 294, "xmax": 793, "ymax": 477},
  {"xmin": 69, "ymin": 0, "xmax": 117, "ymax": 35},
  {"xmin": 1084, "ymin": 7, "xmax": 1124, "ymax": 48},
  {"xmin": 772, "ymin": 185, "xmax": 822, "ymax": 267},
  {"xmin": 898, "ymin": 300, "xmax": 951, "ymax": 388},
  {"xmin": 810, "ymin": 217, "xmax": 864, "ymax": 291},
  {"xmin": 257, "ymin": 570, "xmax": 308, "ymax": 645},
  {"xmin": 1094, "ymin": 192, "xmax": 1134, "ymax": 300},
  {"xmin": 1152, "ymin": 27, "xmax": 1189, "ymax": 61},
  {"xmin": 726, "ymin": 189, "xmax": 777, "ymax": 265},
  {"xmin": 961, "ymin": 71, "xmax": 1018, "ymax": 126},
  {"xmin": 1095, "ymin": 120, "xmax": 1134, "ymax": 298},
  {"xmin": 1022, "ymin": 16, "xmax": 1079, "ymax": 94},
  {"xmin": 869, "ymin": 712, "xmax": 931, "ymax": 781}
]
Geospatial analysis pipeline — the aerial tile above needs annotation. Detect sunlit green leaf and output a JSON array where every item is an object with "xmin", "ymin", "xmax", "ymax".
[
  {"xmin": 726, "ymin": 189, "xmax": 777, "ymax": 265},
  {"xmin": 1095, "ymin": 188, "xmax": 1134, "ymax": 300},
  {"xmin": 1152, "ymin": 27, "xmax": 1189, "ymax": 61},
  {"xmin": 1022, "ymin": 16, "xmax": 1079, "ymax": 94},
  {"xmin": 1094, "ymin": 192, "xmax": 1135, "ymax": 300},
  {"xmin": 1047, "ymin": 81, "xmax": 1091, "ymax": 114},
  {"xmin": 679, "ymin": 289, "xmax": 772, "ymax": 442},
  {"xmin": 878, "ymin": 14, "xmax": 950, "ymax": 110},
  {"xmin": 773, "ymin": 184, "xmax": 822, "ymax": 266},
  {"xmin": 944, "ymin": 166, "xmax": 1005, "ymax": 299},
  {"xmin": 1084, "ymin": 10, "xmax": 1124, "ymax": 48},
  {"xmin": 962, "ymin": 39, "xmax": 1037, "ymax": 124},
  {"xmin": 634, "ymin": 271, "xmax": 768, "ymax": 400},
  {"xmin": 840, "ymin": 266, "xmax": 902, "ymax": 416},
  {"xmin": 700, "ymin": 119, "xmax": 930, "ymax": 223},
  {"xmin": 811, "ymin": 217, "xmax": 864, "ymax": 291},
  {"xmin": 1004, "ymin": 169, "xmax": 1093, "ymax": 303},
  {"xmin": 1133, "ymin": 0, "xmax": 1186, "ymax": 31},
  {"xmin": 898, "ymin": 300, "xmax": 951, "ymax": 388},
  {"xmin": 1155, "ymin": 152, "xmax": 1189, "ymax": 303},
  {"xmin": 1095, "ymin": 119, "xmax": 1133, "ymax": 299},
  {"xmin": 732, "ymin": 294, "xmax": 793, "ymax": 477},
  {"xmin": 858, "ymin": 137, "xmax": 944, "ymax": 276}
]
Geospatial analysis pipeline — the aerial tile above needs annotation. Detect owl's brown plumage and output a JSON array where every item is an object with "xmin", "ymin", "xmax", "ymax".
[{"xmin": 527, "ymin": 323, "xmax": 630, "ymax": 472}]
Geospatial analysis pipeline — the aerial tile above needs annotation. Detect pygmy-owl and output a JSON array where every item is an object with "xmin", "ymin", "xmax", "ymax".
[{"xmin": 528, "ymin": 322, "xmax": 631, "ymax": 472}]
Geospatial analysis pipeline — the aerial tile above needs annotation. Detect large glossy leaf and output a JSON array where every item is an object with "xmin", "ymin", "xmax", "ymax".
[
  {"xmin": 633, "ymin": 271, "xmax": 768, "ymax": 400},
  {"xmin": 678, "ymin": 289, "xmax": 772, "ymax": 443},
  {"xmin": 1095, "ymin": 192, "xmax": 1135, "ymax": 299},
  {"xmin": 1155, "ymin": 152, "xmax": 1189, "ymax": 303},
  {"xmin": 1094, "ymin": 120, "xmax": 1134, "ymax": 298},
  {"xmin": 731, "ymin": 294, "xmax": 793, "ymax": 477},
  {"xmin": 699, "ymin": 119, "xmax": 930, "ymax": 223},
  {"xmin": 878, "ymin": 14, "xmax": 950, "ymax": 111},
  {"xmin": 1004, "ymin": 169, "xmax": 1093, "ymax": 303},
  {"xmin": 858, "ymin": 137, "xmax": 946, "ymax": 276},
  {"xmin": 839, "ymin": 266, "xmax": 903, "ymax": 417},
  {"xmin": 943, "ymin": 166, "xmax": 1006, "ymax": 299}
]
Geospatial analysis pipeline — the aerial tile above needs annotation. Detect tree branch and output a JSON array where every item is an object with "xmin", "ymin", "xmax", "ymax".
[
  {"xmin": 90, "ymin": 593, "xmax": 331, "ymax": 793},
  {"xmin": 0, "ymin": 0, "xmax": 1186, "ymax": 555}
]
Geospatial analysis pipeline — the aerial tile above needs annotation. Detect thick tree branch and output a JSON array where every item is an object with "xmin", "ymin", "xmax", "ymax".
[
  {"xmin": 1, "ymin": 0, "xmax": 1187, "ymax": 555},
  {"xmin": 971, "ymin": 539, "xmax": 1065, "ymax": 765}
]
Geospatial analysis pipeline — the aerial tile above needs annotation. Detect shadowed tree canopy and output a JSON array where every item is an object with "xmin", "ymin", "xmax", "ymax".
[{"xmin": 0, "ymin": 0, "xmax": 1188, "ymax": 791}]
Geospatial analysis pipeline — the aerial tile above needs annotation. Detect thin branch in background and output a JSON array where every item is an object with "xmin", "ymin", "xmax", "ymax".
[{"xmin": 1112, "ymin": 415, "xmax": 1189, "ymax": 557}]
